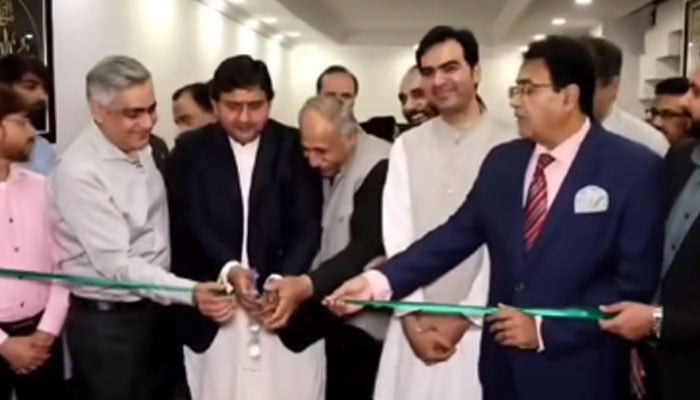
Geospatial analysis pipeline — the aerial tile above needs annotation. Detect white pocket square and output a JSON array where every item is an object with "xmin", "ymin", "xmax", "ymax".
[{"xmin": 574, "ymin": 185, "xmax": 609, "ymax": 214}]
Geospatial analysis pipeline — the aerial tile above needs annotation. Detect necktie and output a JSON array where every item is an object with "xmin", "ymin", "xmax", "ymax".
[{"xmin": 524, "ymin": 153, "xmax": 555, "ymax": 251}]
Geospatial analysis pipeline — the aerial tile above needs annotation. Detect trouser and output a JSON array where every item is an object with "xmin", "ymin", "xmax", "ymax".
[
  {"xmin": 67, "ymin": 295, "xmax": 180, "ymax": 400},
  {"xmin": 325, "ymin": 324, "xmax": 382, "ymax": 400},
  {"xmin": 0, "ymin": 313, "xmax": 66, "ymax": 400}
]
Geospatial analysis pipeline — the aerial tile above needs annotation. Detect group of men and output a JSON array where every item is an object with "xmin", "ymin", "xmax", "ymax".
[{"xmin": 0, "ymin": 22, "xmax": 698, "ymax": 400}]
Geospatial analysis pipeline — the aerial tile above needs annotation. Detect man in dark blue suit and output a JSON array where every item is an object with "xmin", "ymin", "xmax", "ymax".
[{"xmin": 327, "ymin": 35, "xmax": 664, "ymax": 400}]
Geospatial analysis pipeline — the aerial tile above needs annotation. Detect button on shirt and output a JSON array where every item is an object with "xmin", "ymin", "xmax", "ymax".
[
  {"xmin": 0, "ymin": 165, "xmax": 69, "ymax": 345},
  {"xmin": 49, "ymin": 123, "xmax": 195, "ymax": 304}
]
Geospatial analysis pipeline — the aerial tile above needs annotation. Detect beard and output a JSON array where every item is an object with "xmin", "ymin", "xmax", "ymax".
[
  {"xmin": 687, "ymin": 120, "xmax": 700, "ymax": 140},
  {"xmin": 0, "ymin": 141, "xmax": 32, "ymax": 162},
  {"xmin": 28, "ymin": 103, "xmax": 47, "ymax": 131}
]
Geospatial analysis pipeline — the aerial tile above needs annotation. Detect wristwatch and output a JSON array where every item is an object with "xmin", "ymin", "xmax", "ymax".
[{"xmin": 652, "ymin": 307, "xmax": 663, "ymax": 338}]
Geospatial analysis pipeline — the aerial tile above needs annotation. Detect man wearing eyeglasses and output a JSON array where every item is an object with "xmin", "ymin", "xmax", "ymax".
[
  {"xmin": 328, "ymin": 35, "xmax": 664, "ymax": 400},
  {"xmin": 646, "ymin": 78, "xmax": 691, "ymax": 147}
]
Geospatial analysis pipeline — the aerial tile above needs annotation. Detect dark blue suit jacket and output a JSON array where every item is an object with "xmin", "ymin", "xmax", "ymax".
[{"xmin": 381, "ymin": 123, "xmax": 664, "ymax": 400}]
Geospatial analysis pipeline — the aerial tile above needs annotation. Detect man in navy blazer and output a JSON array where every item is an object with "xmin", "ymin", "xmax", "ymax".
[{"xmin": 327, "ymin": 36, "xmax": 664, "ymax": 400}]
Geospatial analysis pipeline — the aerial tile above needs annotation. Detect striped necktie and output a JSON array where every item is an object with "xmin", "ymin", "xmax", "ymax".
[{"xmin": 524, "ymin": 153, "xmax": 555, "ymax": 251}]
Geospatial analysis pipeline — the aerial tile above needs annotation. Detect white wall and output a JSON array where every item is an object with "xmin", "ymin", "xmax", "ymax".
[
  {"xmin": 289, "ymin": 43, "xmax": 523, "ymax": 125},
  {"xmin": 53, "ymin": 0, "xmax": 294, "ymax": 150}
]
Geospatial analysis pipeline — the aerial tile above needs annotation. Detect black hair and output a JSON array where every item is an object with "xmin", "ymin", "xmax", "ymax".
[
  {"xmin": 0, "ymin": 85, "xmax": 28, "ymax": 119},
  {"xmin": 579, "ymin": 36, "xmax": 622, "ymax": 85},
  {"xmin": 655, "ymin": 77, "xmax": 689, "ymax": 96},
  {"xmin": 172, "ymin": 82, "xmax": 213, "ymax": 112},
  {"xmin": 315, "ymin": 65, "xmax": 359, "ymax": 95},
  {"xmin": 0, "ymin": 54, "xmax": 49, "ymax": 86},
  {"xmin": 523, "ymin": 35, "xmax": 596, "ymax": 118},
  {"xmin": 210, "ymin": 55, "xmax": 274, "ymax": 101},
  {"xmin": 415, "ymin": 25, "xmax": 479, "ymax": 68}
]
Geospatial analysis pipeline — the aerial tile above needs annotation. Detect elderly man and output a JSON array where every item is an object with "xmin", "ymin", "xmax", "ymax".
[
  {"xmin": 266, "ymin": 95, "xmax": 390, "ymax": 400},
  {"xmin": 49, "ymin": 56, "xmax": 229, "ymax": 400}
]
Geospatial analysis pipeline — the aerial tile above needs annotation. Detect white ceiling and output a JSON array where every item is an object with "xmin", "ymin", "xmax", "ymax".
[{"xmin": 221, "ymin": 0, "xmax": 653, "ymax": 47}]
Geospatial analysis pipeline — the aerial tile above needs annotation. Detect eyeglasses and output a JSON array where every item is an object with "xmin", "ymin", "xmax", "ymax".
[
  {"xmin": 508, "ymin": 82, "xmax": 553, "ymax": 98},
  {"xmin": 645, "ymin": 108, "xmax": 690, "ymax": 120}
]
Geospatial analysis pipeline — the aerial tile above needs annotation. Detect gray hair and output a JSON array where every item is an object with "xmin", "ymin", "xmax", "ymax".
[
  {"xmin": 86, "ymin": 56, "xmax": 152, "ymax": 105},
  {"xmin": 298, "ymin": 95, "xmax": 358, "ymax": 137}
]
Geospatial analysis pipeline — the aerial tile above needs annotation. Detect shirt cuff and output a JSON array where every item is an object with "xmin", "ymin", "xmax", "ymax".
[
  {"xmin": 218, "ymin": 261, "xmax": 243, "ymax": 294},
  {"xmin": 535, "ymin": 316, "xmax": 545, "ymax": 352},
  {"xmin": 0, "ymin": 329, "xmax": 7, "ymax": 347},
  {"xmin": 362, "ymin": 270, "xmax": 392, "ymax": 301}
]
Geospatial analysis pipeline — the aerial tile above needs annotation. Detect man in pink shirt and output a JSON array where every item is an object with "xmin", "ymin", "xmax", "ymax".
[{"xmin": 0, "ymin": 86, "xmax": 69, "ymax": 399}]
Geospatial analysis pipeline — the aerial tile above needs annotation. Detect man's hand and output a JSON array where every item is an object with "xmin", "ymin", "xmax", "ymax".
[
  {"xmin": 599, "ymin": 302, "xmax": 654, "ymax": 341},
  {"xmin": 0, "ymin": 336, "xmax": 50, "ymax": 375},
  {"xmin": 324, "ymin": 275, "xmax": 373, "ymax": 316},
  {"xmin": 401, "ymin": 315, "xmax": 456, "ymax": 365},
  {"xmin": 193, "ymin": 282, "xmax": 237, "ymax": 324},
  {"xmin": 486, "ymin": 304, "xmax": 539, "ymax": 350},
  {"xmin": 422, "ymin": 315, "xmax": 471, "ymax": 346},
  {"xmin": 262, "ymin": 275, "xmax": 314, "ymax": 330},
  {"xmin": 227, "ymin": 266, "xmax": 263, "ymax": 313},
  {"xmin": 29, "ymin": 331, "xmax": 55, "ymax": 354}
]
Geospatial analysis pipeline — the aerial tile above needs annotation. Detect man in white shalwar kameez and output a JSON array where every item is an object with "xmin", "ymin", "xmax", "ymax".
[{"xmin": 374, "ymin": 26, "xmax": 517, "ymax": 400}]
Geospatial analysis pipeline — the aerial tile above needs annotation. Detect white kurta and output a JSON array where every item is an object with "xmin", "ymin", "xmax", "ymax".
[
  {"xmin": 603, "ymin": 106, "xmax": 668, "ymax": 156},
  {"xmin": 184, "ymin": 136, "xmax": 326, "ymax": 400},
  {"xmin": 374, "ymin": 116, "xmax": 515, "ymax": 400}
]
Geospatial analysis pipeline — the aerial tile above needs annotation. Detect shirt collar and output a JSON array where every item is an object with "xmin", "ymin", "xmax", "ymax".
[
  {"xmin": 2, "ymin": 163, "xmax": 27, "ymax": 187},
  {"xmin": 533, "ymin": 118, "xmax": 590, "ymax": 167},
  {"xmin": 89, "ymin": 122, "xmax": 151, "ymax": 163}
]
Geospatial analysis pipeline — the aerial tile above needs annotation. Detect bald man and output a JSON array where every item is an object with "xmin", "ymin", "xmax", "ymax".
[
  {"xmin": 599, "ymin": 65, "xmax": 700, "ymax": 400},
  {"xmin": 398, "ymin": 66, "xmax": 437, "ymax": 126}
]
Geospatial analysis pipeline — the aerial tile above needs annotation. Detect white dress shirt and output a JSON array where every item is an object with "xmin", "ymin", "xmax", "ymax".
[
  {"xmin": 49, "ymin": 123, "xmax": 195, "ymax": 304},
  {"xmin": 603, "ymin": 106, "xmax": 668, "ymax": 156}
]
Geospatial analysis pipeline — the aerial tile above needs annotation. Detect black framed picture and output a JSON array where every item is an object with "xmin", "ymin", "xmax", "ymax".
[{"xmin": 0, "ymin": 0, "xmax": 55, "ymax": 143}]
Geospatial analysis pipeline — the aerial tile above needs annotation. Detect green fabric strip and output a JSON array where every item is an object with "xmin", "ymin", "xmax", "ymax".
[
  {"xmin": 0, "ymin": 268, "xmax": 193, "ymax": 294},
  {"xmin": 347, "ymin": 300, "xmax": 607, "ymax": 320}
]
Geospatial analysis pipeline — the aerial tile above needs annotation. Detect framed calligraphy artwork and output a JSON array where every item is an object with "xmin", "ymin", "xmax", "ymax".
[{"xmin": 0, "ymin": 0, "xmax": 55, "ymax": 142}]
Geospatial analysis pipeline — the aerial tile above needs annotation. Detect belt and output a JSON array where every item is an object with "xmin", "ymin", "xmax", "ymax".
[
  {"xmin": 70, "ymin": 294, "xmax": 151, "ymax": 312},
  {"xmin": 0, "ymin": 313, "xmax": 42, "ymax": 334}
]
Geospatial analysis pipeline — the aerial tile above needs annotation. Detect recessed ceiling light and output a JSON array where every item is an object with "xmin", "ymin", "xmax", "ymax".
[
  {"xmin": 518, "ymin": 45, "xmax": 529, "ymax": 52},
  {"xmin": 261, "ymin": 17, "xmax": 278, "ymax": 25},
  {"xmin": 286, "ymin": 31, "xmax": 301, "ymax": 38},
  {"xmin": 533, "ymin": 33, "xmax": 546, "ymax": 41},
  {"xmin": 551, "ymin": 17, "xmax": 566, "ymax": 26},
  {"xmin": 575, "ymin": 0, "xmax": 592, "ymax": 5}
]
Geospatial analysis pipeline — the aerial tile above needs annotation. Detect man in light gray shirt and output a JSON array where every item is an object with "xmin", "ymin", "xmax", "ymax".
[{"xmin": 49, "ymin": 56, "xmax": 232, "ymax": 400}]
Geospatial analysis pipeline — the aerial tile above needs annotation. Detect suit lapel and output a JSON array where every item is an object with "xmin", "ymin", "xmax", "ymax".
[
  {"xmin": 527, "ymin": 127, "xmax": 602, "ymax": 260},
  {"xmin": 503, "ymin": 141, "xmax": 535, "ymax": 272},
  {"xmin": 210, "ymin": 125, "xmax": 243, "ymax": 215}
]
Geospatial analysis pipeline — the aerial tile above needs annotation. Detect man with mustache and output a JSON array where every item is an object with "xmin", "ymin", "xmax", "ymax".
[
  {"xmin": 0, "ymin": 85, "xmax": 69, "ymax": 400},
  {"xmin": 0, "ymin": 55, "xmax": 55, "ymax": 176},
  {"xmin": 647, "ymin": 78, "xmax": 691, "ymax": 146},
  {"xmin": 598, "ymin": 65, "xmax": 700, "ymax": 400},
  {"xmin": 398, "ymin": 65, "xmax": 438, "ymax": 126}
]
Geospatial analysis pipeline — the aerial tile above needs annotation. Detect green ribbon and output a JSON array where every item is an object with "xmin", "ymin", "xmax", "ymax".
[
  {"xmin": 347, "ymin": 300, "xmax": 608, "ymax": 320},
  {"xmin": 0, "ymin": 268, "xmax": 193, "ymax": 294}
]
